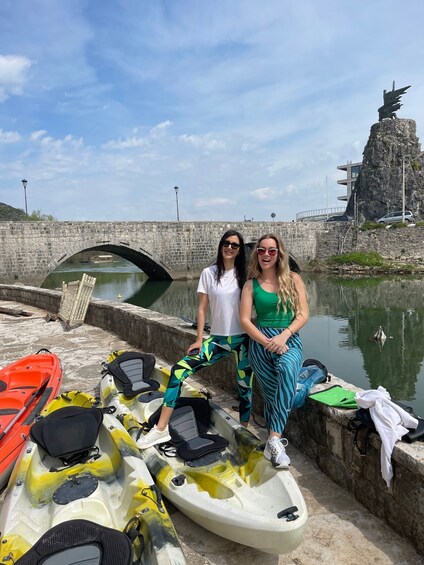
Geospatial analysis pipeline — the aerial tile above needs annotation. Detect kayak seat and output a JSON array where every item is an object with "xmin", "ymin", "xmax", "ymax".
[
  {"xmin": 30, "ymin": 406, "xmax": 103, "ymax": 466},
  {"xmin": 105, "ymin": 351, "xmax": 160, "ymax": 397},
  {"xmin": 14, "ymin": 519, "xmax": 133, "ymax": 565},
  {"xmin": 158, "ymin": 398, "xmax": 228, "ymax": 461}
]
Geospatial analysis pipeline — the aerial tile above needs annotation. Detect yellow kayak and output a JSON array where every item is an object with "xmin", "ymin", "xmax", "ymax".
[{"xmin": 0, "ymin": 390, "xmax": 186, "ymax": 565}]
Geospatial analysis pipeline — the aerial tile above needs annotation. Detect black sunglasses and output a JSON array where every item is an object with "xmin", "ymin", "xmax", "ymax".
[{"xmin": 222, "ymin": 240, "xmax": 240, "ymax": 250}]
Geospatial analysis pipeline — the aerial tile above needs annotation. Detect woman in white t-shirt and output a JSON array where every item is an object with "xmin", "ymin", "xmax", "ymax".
[{"xmin": 138, "ymin": 229, "xmax": 253, "ymax": 449}]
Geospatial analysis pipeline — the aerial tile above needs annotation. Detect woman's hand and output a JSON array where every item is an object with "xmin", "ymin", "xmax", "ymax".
[
  {"xmin": 265, "ymin": 334, "xmax": 289, "ymax": 355},
  {"xmin": 187, "ymin": 340, "xmax": 202, "ymax": 356}
]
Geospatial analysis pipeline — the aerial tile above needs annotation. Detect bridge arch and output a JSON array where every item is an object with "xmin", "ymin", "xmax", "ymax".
[{"xmin": 47, "ymin": 238, "xmax": 172, "ymax": 282}]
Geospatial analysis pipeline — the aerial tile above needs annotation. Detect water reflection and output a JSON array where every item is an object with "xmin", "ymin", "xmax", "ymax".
[
  {"xmin": 303, "ymin": 275, "xmax": 424, "ymax": 415},
  {"xmin": 42, "ymin": 264, "xmax": 424, "ymax": 416}
]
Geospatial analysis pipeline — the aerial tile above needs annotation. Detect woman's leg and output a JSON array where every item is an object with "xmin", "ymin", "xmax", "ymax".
[
  {"xmin": 231, "ymin": 334, "xmax": 254, "ymax": 426},
  {"xmin": 248, "ymin": 330, "xmax": 302, "ymax": 434},
  {"xmin": 163, "ymin": 335, "xmax": 231, "ymax": 409},
  {"xmin": 248, "ymin": 332, "xmax": 275, "ymax": 431},
  {"xmin": 269, "ymin": 333, "xmax": 303, "ymax": 435},
  {"xmin": 138, "ymin": 336, "xmax": 231, "ymax": 448}
]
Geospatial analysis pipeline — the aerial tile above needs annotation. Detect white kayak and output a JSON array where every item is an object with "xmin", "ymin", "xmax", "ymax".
[
  {"xmin": 0, "ymin": 390, "xmax": 186, "ymax": 565},
  {"xmin": 100, "ymin": 351, "xmax": 308, "ymax": 555}
]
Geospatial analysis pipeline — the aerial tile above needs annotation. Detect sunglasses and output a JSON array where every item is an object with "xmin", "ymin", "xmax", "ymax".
[
  {"xmin": 257, "ymin": 247, "xmax": 278, "ymax": 256},
  {"xmin": 222, "ymin": 240, "xmax": 240, "ymax": 250}
]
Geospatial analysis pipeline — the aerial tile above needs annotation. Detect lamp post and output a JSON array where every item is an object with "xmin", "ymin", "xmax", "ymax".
[
  {"xmin": 174, "ymin": 186, "xmax": 180, "ymax": 221},
  {"xmin": 402, "ymin": 156, "xmax": 406, "ymax": 223},
  {"xmin": 21, "ymin": 179, "xmax": 28, "ymax": 215}
]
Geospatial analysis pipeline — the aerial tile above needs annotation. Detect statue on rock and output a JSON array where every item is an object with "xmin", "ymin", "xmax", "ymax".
[
  {"xmin": 378, "ymin": 81, "xmax": 411, "ymax": 121},
  {"xmin": 345, "ymin": 83, "xmax": 423, "ymax": 223}
]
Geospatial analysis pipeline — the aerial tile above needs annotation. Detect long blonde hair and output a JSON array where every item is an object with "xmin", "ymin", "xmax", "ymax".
[{"xmin": 248, "ymin": 233, "xmax": 300, "ymax": 314}]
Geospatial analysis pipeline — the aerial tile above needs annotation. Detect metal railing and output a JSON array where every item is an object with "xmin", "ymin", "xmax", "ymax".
[{"xmin": 296, "ymin": 207, "xmax": 346, "ymax": 222}]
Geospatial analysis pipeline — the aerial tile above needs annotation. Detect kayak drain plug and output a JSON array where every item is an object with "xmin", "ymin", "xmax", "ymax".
[{"xmin": 171, "ymin": 474, "xmax": 186, "ymax": 487}]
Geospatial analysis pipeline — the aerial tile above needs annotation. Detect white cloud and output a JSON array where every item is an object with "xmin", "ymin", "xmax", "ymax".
[
  {"xmin": 0, "ymin": 55, "xmax": 31, "ymax": 102},
  {"xmin": 180, "ymin": 134, "xmax": 226, "ymax": 152},
  {"xmin": 251, "ymin": 187, "xmax": 277, "ymax": 200},
  {"xmin": 195, "ymin": 198, "xmax": 234, "ymax": 208},
  {"xmin": 30, "ymin": 130, "xmax": 47, "ymax": 141},
  {"xmin": 0, "ymin": 128, "xmax": 20, "ymax": 143}
]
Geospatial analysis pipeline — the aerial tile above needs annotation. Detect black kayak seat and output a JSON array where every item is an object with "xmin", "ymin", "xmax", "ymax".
[
  {"xmin": 169, "ymin": 404, "xmax": 229, "ymax": 461},
  {"xmin": 15, "ymin": 519, "xmax": 132, "ymax": 565},
  {"xmin": 106, "ymin": 352, "xmax": 159, "ymax": 397},
  {"xmin": 30, "ymin": 406, "xmax": 103, "ymax": 466}
]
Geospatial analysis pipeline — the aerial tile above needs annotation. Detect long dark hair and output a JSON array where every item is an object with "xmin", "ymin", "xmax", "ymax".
[{"xmin": 215, "ymin": 229, "xmax": 246, "ymax": 290}]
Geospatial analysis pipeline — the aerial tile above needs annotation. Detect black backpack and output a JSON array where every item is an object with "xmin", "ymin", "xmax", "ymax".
[{"xmin": 347, "ymin": 408, "xmax": 376, "ymax": 455}]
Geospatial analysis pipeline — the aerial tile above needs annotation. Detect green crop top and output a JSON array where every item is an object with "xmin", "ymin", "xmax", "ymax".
[{"xmin": 252, "ymin": 278, "xmax": 295, "ymax": 328}]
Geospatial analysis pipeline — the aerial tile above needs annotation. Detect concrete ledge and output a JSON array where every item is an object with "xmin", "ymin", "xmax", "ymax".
[
  {"xmin": 1, "ymin": 283, "xmax": 423, "ymax": 556},
  {"xmin": 287, "ymin": 377, "xmax": 424, "ymax": 555}
]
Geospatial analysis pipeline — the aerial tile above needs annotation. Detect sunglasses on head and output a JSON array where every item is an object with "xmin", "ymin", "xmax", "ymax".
[
  {"xmin": 222, "ymin": 240, "xmax": 240, "ymax": 250},
  {"xmin": 256, "ymin": 247, "xmax": 278, "ymax": 256}
]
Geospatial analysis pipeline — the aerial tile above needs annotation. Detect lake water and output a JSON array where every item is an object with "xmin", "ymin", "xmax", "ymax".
[{"xmin": 43, "ymin": 258, "xmax": 424, "ymax": 417}]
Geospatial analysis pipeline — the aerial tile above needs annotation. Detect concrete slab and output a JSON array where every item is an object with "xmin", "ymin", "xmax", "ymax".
[{"xmin": 1, "ymin": 301, "xmax": 422, "ymax": 565}]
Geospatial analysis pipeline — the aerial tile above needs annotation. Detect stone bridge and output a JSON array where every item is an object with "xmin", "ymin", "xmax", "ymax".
[
  {"xmin": 0, "ymin": 221, "xmax": 336, "ymax": 285},
  {"xmin": 2, "ymin": 220, "xmax": 422, "ymax": 286}
]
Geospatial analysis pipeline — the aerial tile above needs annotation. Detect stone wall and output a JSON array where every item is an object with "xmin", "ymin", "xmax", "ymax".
[
  {"xmin": 2, "ymin": 220, "xmax": 424, "ymax": 286},
  {"xmin": 0, "ymin": 284, "xmax": 423, "ymax": 556},
  {"xmin": 0, "ymin": 221, "xmax": 323, "ymax": 285}
]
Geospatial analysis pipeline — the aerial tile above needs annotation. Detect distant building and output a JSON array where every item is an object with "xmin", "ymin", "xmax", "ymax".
[{"xmin": 337, "ymin": 161, "xmax": 362, "ymax": 202}]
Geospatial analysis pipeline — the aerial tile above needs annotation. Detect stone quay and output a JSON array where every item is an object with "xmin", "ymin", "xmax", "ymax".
[{"xmin": 0, "ymin": 284, "xmax": 423, "ymax": 563}]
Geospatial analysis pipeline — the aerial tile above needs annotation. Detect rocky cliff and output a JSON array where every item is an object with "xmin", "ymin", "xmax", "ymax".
[{"xmin": 346, "ymin": 119, "xmax": 424, "ymax": 221}]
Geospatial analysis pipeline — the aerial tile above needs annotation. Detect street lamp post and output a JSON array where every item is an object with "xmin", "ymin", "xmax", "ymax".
[
  {"xmin": 402, "ymin": 156, "xmax": 406, "ymax": 223},
  {"xmin": 174, "ymin": 186, "xmax": 180, "ymax": 221},
  {"xmin": 21, "ymin": 179, "xmax": 28, "ymax": 215}
]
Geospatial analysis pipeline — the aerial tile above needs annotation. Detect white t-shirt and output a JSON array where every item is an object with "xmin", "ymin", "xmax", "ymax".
[{"xmin": 197, "ymin": 265, "xmax": 243, "ymax": 336}]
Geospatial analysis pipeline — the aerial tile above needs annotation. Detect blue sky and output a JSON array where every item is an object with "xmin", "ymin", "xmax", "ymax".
[{"xmin": 1, "ymin": 0, "xmax": 423, "ymax": 222}]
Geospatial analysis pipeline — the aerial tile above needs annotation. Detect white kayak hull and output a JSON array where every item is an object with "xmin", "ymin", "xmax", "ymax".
[{"xmin": 101, "ymin": 356, "xmax": 308, "ymax": 555}]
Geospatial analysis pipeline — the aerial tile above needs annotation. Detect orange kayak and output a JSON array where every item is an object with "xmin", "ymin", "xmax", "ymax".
[{"xmin": 0, "ymin": 349, "xmax": 62, "ymax": 488}]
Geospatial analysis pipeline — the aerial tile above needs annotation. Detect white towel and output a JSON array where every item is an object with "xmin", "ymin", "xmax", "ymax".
[{"xmin": 355, "ymin": 386, "xmax": 418, "ymax": 487}]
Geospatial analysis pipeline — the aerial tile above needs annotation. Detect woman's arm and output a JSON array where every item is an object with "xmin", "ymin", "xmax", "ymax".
[
  {"xmin": 240, "ymin": 280, "xmax": 269, "ymax": 346},
  {"xmin": 287, "ymin": 272, "xmax": 309, "ymax": 334},
  {"xmin": 267, "ymin": 273, "xmax": 309, "ymax": 353},
  {"xmin": 187, "ymin": 292, "xmax": 209, "ymax": 354}
]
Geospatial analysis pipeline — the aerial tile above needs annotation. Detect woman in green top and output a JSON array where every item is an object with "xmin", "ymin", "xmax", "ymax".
[{"xmin": 240, "ymin": 233, "xmax": 309, "ymax": 468}]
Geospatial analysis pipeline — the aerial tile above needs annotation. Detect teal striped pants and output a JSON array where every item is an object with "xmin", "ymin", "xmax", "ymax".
[{"xmin": 248, "ymin": 328, "xmax": 302, "ymax": 434}]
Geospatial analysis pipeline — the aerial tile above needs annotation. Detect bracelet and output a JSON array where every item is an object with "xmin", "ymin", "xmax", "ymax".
[{"xmin": 286, "ymin": 327, "xmax": 293, "ymax": 336}]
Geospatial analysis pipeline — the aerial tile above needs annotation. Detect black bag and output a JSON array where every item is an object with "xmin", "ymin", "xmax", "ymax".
[
  {"xmin": 347, "ymin": 408, "xmax": 376, "ymax": 455},
  {"xmin": 402, "ymin": 417, "xmax": 424, "ymax": 443}
]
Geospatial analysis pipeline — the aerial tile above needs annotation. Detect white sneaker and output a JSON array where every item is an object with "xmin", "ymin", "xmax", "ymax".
[
  {"xmin": 137, "ymin": 425, "xmax": 171, "ymax": 449},
  {"xmin": 266, "ymin": 437, "xmax": 291, "ymax": 468}
]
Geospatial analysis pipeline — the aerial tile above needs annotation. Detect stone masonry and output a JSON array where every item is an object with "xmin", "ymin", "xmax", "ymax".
[{"xmin": 1, "ymin": 220, "xmax": 423, "ymax": 286}]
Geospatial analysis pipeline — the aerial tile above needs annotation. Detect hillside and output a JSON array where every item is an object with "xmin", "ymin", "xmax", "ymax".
[{"xmin": 0, "ymin": 202, "xmax": 27, "ymax": 221}]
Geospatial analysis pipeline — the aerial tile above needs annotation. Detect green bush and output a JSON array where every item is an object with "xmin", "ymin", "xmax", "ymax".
[
  {"xmin": 416, "ymin": 220, "xmax": 424, "ymax": 227},
  {"xmin": 360, "ymin": 221, "xmax": 385, "ymax": 231},
  {"xmin": 390, "ymin": 222, "xmax": 408, "ymax": 229},
  {"xmin": 329, "ymin": 251, "xmax": 390, "ymax": 267}
]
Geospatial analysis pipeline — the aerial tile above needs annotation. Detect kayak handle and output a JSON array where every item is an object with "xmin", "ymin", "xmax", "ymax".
[{"xmin": 277, "ymin": 506, "xmax": 299, "ymax": 521}]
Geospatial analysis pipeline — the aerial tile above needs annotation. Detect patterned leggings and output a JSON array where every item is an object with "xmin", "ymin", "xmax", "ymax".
[
  {"xmin": 163, "ymin": 333, "xmax": 254, "ymax": 423},
  {"xmin": 248, "ymin": 328, "xmax": 302, "ymax": 435}
]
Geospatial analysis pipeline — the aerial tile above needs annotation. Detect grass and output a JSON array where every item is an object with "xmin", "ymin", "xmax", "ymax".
[
  {"xmin": 360, "ymin": 221, "xmax": 385, "ymax": 231},
  {"xmin": 328, "ymin": 251, "xmax": 391, "ymax": 268}
]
